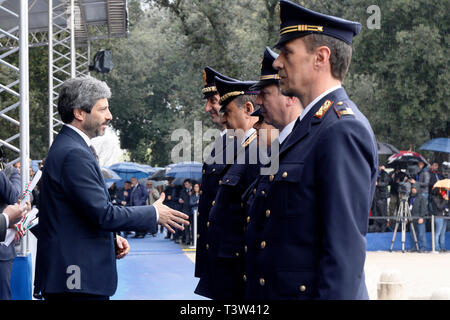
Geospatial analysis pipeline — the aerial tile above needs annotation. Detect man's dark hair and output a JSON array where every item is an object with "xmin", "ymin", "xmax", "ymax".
[
  {"xmin": 57, "ymin": 75, "xmax": 111, "ymax": 124},
  {"xmin": 183, "ymin": 179, "xmax": 191, "ymax": 184},
  {"xmin": 303, "ymin": 34, "xmax": 352, "ymax": 81}
]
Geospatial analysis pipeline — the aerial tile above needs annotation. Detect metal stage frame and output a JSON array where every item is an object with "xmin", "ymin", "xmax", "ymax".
[{"xmin": 0, "ymin": 0, "xmax": 128, "ymax": 257}]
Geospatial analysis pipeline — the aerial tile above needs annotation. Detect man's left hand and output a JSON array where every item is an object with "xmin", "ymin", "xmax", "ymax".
[{"xmin": 115, "ymin": 235, "xmax": 130, "ymax": 259}]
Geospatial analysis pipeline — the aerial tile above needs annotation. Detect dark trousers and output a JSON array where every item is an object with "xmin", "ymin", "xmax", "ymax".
[
  {"xmin": 43, "ymin": 292, "xmax": 110, "ymax": 300},
  {"xmin": 0, "ymin": 259, "xmax": 13, "ymax": 300}
]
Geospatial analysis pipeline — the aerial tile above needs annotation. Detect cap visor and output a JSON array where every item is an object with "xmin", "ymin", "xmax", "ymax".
[{"xmin": 274, "ymin": 32, "xmax": 311, "ymax": 49}]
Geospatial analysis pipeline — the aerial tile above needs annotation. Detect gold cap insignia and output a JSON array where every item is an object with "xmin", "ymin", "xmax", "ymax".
[{"xmin": 314, "ymin": 100, "xmax": 333, "ymax": 119}]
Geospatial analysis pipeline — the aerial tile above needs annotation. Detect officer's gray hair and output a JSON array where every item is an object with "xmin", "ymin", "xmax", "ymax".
[
  {"xmin": 234, "ymin": 94, "xmax": 258, "ymax": 110},
  {"xmin": 57, "ymin": 75, "xmax": 111, "ymax": 124},
  {"xmin": 303, "ymin": 33, "xmax": 353, "ymax": 82}
]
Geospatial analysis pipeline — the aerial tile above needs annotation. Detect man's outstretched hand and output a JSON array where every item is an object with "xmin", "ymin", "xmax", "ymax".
[{"xmin": 153, "ymin": 193, "xmax": 190, "ymax": 234}]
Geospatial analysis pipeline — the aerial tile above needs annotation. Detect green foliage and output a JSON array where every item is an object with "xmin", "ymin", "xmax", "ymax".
[{"xmin": 2, "ymin": 0, "xmax": 447, "ymax": 166}]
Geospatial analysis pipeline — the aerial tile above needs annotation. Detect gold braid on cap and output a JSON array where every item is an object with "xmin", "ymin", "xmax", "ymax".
[
  {"xmin": 202, "ymin": 86, "xmax": 217, "ymax": 94},
  {"xmin": 260, "ymin": 74, "xmax": 281, "ymax": 81},
  {"xmin": 219, "ymin": 91, "xmax": 244, "ymax": 104},
  {"xmin": 280, "ymin": 25, "xmax": 324, "ymax": 35}
]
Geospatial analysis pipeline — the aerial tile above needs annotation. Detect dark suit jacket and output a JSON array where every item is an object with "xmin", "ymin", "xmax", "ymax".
[
  {"xmin": 35, "ymin": 126, "xmax": 158, "ymax": 296},
  {"xmin": 244, "ymin": 88, "xmax": 378, "ymax": 300},
  {"xmin": 0, "ymin": 214, "xmax": 6, "ymax": 242},
  {"xmin": 0, "ymin": 168, "xmax": 21, "ymax": 207},
  {"xmin": 130, "ymin": 183, "xmax": 147, "ymax": 206},
  {"xmin": 0, "ymin": 168, "xmax": 21, "ymax": 261}
]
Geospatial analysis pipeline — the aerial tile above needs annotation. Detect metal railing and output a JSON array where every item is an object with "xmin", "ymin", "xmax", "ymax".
[{"xmin": 369, "ymin": 215, "xmax": 449, "ymax": 252}]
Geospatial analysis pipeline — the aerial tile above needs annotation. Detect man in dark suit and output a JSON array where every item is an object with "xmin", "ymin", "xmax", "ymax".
[
  {"xmin": 35, "ymin": 76, "xmax": 189, "ymax": 300},
  {"xmin": 0, "ymin": 165, "xmax": 27, "ymax": 300},
  {"xmin": 130, "ymin": 177, "xmax": 149, "ymax": 239},
  {"xmin": 243, "ymin": 1, "xmax": 377, "ymax": 300},
  {"xmin": 177, "ymin": 179, "xmax": 192, "ymax": 244}
]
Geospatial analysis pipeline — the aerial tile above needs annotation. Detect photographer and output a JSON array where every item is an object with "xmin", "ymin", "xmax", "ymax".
[
  {"xmin": 370, "ymin": 165, "xmax": 391, "ymax": 232},
  {"xmin": 409, "ymin": 184, "xmax": 428, "ymax": 252},
  {"xmin": 389, "ymin": 168, "xmax": 409, "ymax": 217},
  {"xmin": 409, "ymin": 160, "xmax": 430, "ymax": 199},
  {"xmin": 431, "ymin": 188, "xmax": 449, "ymax": 252}
]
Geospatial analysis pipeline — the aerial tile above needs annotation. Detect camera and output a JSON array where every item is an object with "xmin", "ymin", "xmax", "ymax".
[{"xmin": 397, "ymin": 180, "xmax": 411, "ymax": 202}]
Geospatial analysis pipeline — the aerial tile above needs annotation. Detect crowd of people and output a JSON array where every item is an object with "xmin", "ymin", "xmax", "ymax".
[
  {"xmin": 107, "ymin": 176, "xmax": 200, "ymax": 245},
  {"xmin": 370, "ymin": 160, "xmax": 450, "ymax": 252}
]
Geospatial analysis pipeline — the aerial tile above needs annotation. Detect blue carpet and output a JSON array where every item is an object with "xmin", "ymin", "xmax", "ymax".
[{"xmin": 112, "ymin": 232, "xmax": 207, "ymax": 300}]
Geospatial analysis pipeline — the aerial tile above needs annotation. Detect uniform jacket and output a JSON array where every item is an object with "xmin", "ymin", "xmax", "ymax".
[
  {"xmin": 195, "ymin": 133, "xmax": 236, "ymax": 279},
  {"xmin": 35, "ymin": 125, "xmax": 158, "ymax": 296},
  {"xmin": 243, "ymin": 87, "xmax": 378, "ymax": 300},
  {"xmin": 196, "ymin": 131, "xmax": 260, "ymax": 300}
]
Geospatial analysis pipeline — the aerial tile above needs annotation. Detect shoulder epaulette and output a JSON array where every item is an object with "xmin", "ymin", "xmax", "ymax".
[{"xmin": 334, "ymin": 101, "xmax": 355, "ymax": 118}]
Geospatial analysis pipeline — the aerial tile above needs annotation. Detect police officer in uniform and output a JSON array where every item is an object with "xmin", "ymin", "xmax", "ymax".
[
  {"xmin": 243, "ymin": 0, "xmax": 378, "ymax": 300},
  {"xmin": 195, "ymin": 77, "xmax": 261, "ymax": 300},
  {"xmin": 194, "ymin": 67, "xmax": 238, "ymax": 297}
]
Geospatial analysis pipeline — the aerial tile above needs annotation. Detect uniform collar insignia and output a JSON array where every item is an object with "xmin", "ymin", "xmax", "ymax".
[{"xmin": 314, "ymin": 99, "xmax": 334, "ymax": 119}]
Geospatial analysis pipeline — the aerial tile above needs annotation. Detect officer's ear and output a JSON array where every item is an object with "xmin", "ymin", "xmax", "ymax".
[{"xmin": 243, "ymin": 101, "xmax": 255, "ymax": 116}]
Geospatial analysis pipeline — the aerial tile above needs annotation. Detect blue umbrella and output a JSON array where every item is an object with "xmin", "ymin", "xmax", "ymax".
[
  {"xmin": 109, "ymin": 162, "xmax": 156, "ymax": 181},
  {"xmin": 102, "ymin": 167, "xmax": 122, "ymax": 181},
  {"xmin": 420, "ymin": 138, "xmax": 450, "ymax": 154},
  {"xmin": 166, "ymin": 161, "xmax": 203, "ymax": 183}
]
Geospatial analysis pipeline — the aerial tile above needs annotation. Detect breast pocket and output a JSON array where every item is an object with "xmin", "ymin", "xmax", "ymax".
[{"xmin": 270, "ymin": 162, "xmax": 304, "ymax": 218}]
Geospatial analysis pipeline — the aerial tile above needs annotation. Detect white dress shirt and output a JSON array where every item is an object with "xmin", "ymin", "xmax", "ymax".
[{"xmin": 278, "ymin": 85, "xmax": 342, "ymax": 145}]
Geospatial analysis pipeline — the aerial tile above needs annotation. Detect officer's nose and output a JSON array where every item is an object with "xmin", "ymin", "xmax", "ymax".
[{"xmin": 273, "ymin": 56, "xmax": 282, "ymax": 70}]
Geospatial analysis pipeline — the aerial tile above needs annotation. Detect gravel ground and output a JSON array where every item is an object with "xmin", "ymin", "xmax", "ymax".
[
  {"xmin": 365, "ymin": 251, "xmax": 450, "ymax": 300},
  {"xmin": 184, "ymin": 249, "xmax": 450, "ymax": 300}
]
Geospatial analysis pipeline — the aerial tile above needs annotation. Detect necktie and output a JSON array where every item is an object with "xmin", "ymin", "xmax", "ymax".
[{"xmin": 89, "ymin": 145, "xmax": 99, "ymax": 163}]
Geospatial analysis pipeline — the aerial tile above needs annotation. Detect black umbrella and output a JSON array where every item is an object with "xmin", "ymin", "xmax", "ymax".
[
  {"xmin": 377, "ymin": 142, "xmax": 400, "ymax": 155},
  {"xmin": 149, "ymin": 169, "xmax": 169, "ymax": 181}
]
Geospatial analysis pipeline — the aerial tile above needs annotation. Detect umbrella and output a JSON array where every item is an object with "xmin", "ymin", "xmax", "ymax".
[
  {"xmin": 149, "ymin": 169, "xmax": 170, "ymax": 181},
  {"xmin": 109, "ymin": 162, "xmax": 156, "ymax": 181},
  {"xmin": 386, "ymin": 151, "xmax": 429, "ymax": 169},
  {"xmin": 166, "ymin": 161, "xmax": 203, "ymax": 182},
  {"xmin": 377, "ymin": 142, "xmax": 399, "ymax": 155},
  {"xmin": 432, "ymin": 179, "xmax": 450, "ymax": 190},
  {"xmin": 420, "ymin": 138, "xmax": 450, "ymax": 154},
  {"xmin": 101, "ymin": 167, "xmax": 122, "ymax": 181}
]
